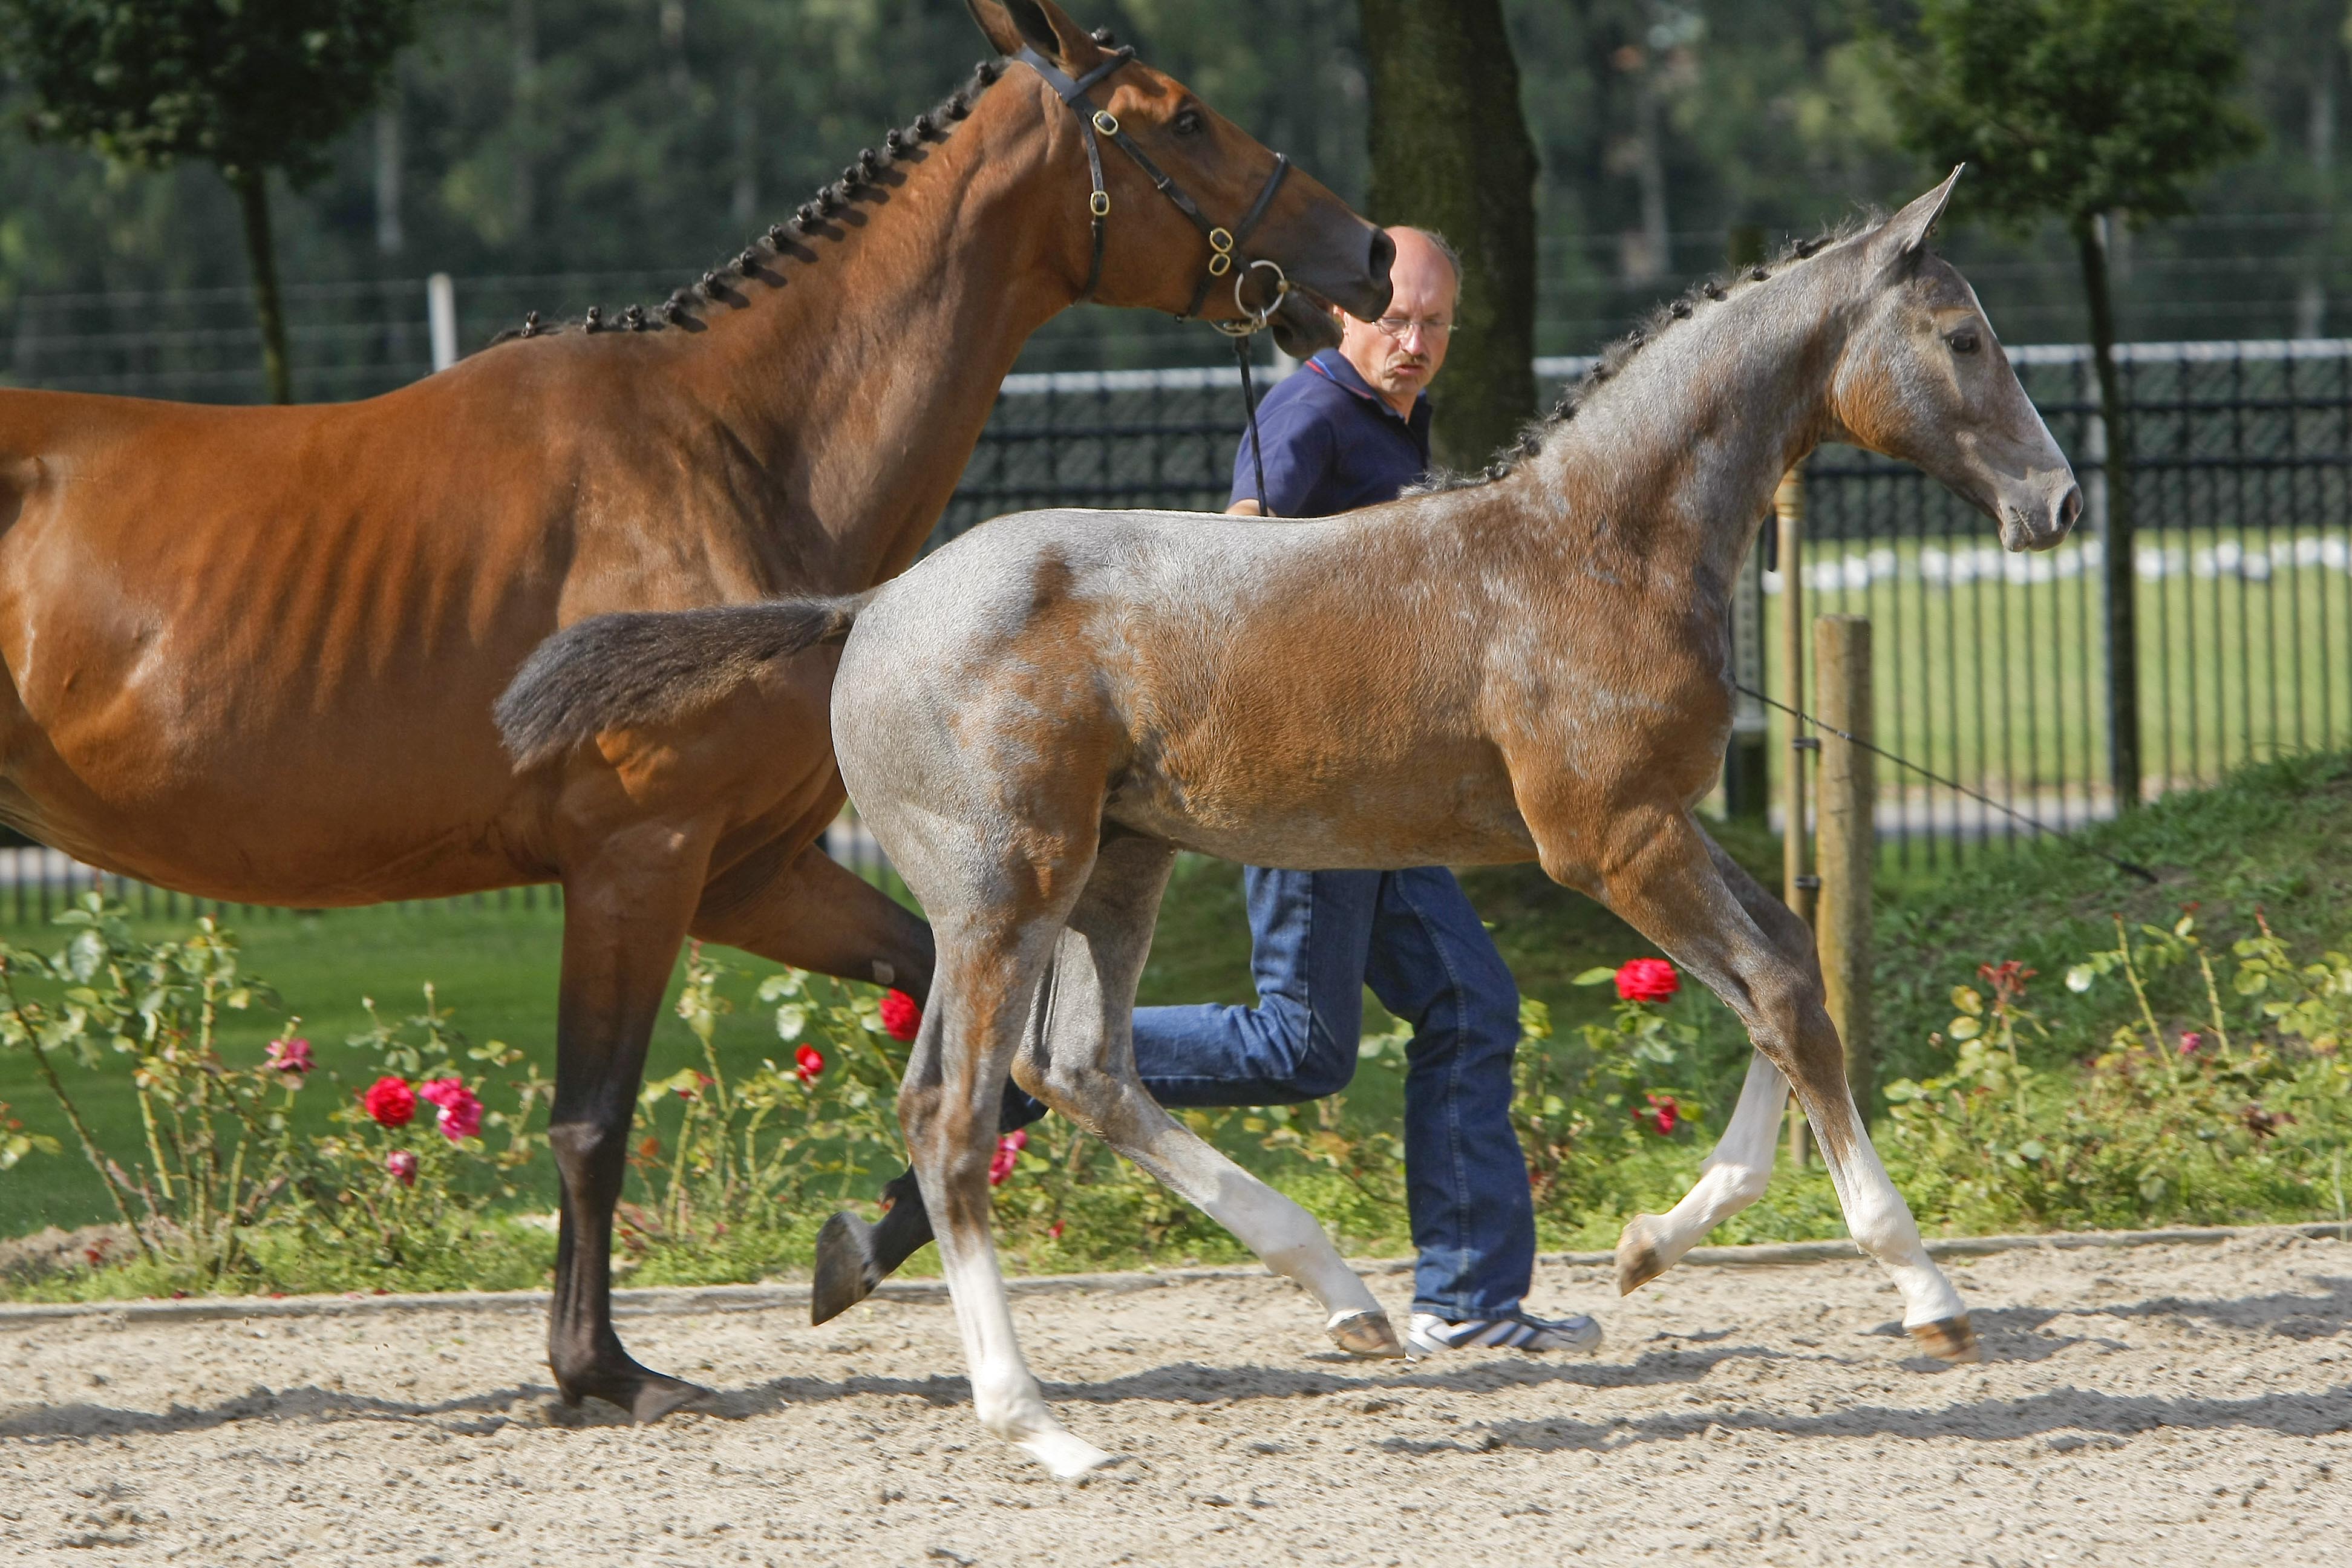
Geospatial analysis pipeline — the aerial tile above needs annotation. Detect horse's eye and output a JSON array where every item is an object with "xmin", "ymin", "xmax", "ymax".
[
  {"xmin": 1948, "ymin": 328, "xmax": 1981, "ymax": 355},
  {"xmin": 1173, "ymin": 107, "xmax": 1205, "ymax": 136}
]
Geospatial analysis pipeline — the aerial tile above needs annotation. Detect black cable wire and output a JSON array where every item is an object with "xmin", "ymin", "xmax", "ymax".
[{"xmin": 1736, "ymin": 682, "xmax": 2160, "ymax": 885}]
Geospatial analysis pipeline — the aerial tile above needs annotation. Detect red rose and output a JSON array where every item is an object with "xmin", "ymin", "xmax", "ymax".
[
  {"xmin": 418, "ymin": 1077, "xmax": 483, "ymax": 1142},
  {"xmin": 1615, "ymin": 958, "xmax": 1679, "ymax": 1004},
  {"xmin": 988, "ymin": 1129, "xmax": 1027, "ymax": 1186},
  {"xmin": 795, "ymin": 1044, "xmax": 825, "ymax": 1084},
  {"xmin": 879, "ymin": 988, "xmax": 922, "ymax": 1043},
  {"xmin": 1636, "ymin": 1092, "xmax": 1680, "ymax": 1137},
  {"xmin": 362, "ymin": 1076, "xmax": 416, "ymax": 1128}
]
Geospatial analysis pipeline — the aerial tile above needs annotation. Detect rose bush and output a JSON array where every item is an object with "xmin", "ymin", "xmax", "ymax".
[
  {"xmin": 11, "ymin": 886, "xmax": 2348, "ymax": 1301},
  {"xmin": 0, "ymin": 899, "xmax": 554, "ymax": 1295},
  {"xmin": 1882, "ymin": 912, "xmax": 2352, "ymax": 1232}
]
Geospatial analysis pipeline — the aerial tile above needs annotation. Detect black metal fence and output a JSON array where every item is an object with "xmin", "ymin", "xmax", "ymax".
[
  {"xmin": 1792, "ymin": 340, "xmax": 2352, "ymax": 866},
  {"xmin": 7, "ymin": 287, "xmax": 2348, "ymax": 906},
  {"xmin": 7, "ymin": 272, "xmax": 678, "ymax": 403}
]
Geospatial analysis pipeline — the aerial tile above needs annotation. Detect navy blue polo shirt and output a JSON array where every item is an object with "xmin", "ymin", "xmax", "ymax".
[{"xmin": 1227, "ymin": 348, "xmax": 1433, "ymax": 518}]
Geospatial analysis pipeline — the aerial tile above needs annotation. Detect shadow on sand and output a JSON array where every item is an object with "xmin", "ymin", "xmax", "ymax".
[{"xmin": 3, "ymin": 1276, "xmax": 2342, "ymax": 1448}]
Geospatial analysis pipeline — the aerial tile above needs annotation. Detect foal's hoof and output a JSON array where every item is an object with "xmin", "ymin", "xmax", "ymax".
[
  {"xmin": 1017, "ymin": 1429, "xmax": 1121, "ymax": 1481},
  {"xmin": 1615, "ymin": 1214, "xmax": 1669, "ymax": 1296},
  {"xmin": 1327, "ymin": 1307, "xmax": 1405, "ymax": 1359},
  {"xmin": 555, "ymin": 1359, "xmax": 713, "ymax": 1424},
  {"xmin": 812, "ymin": 1209, "xmax": 881, "ymax": 1326},
  {"xmin": 1906, "ymin": 1315, "xmax": 1984, "ymax": 1364}
]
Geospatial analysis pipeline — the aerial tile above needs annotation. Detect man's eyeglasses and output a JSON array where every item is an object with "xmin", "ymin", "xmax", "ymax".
[{"xmin": 1372, "ymin": 315, "xmax": 1453, "ymax": 344}]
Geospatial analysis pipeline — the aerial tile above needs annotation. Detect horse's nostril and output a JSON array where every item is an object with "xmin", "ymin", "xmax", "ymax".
[
  {"xmin": 1365, "ymin": 227, "xmax": 1396, "ymax": 286},
  {"xmin": 2059, "ymin": 485, "xmax": 2083, "ymax": 530}
]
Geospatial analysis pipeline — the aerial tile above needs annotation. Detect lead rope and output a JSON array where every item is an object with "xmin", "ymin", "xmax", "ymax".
[
  {"xmin": 1217, "ymin": 258, "xmax": 1289, "ymax": 518},
  {"xmin": 1234, "ymin": 333, "xmax": 1274, "ymax": 519},
  {"xmin": 1735, "ymin": 682, "xmax": 2158, "ymax": 884}
]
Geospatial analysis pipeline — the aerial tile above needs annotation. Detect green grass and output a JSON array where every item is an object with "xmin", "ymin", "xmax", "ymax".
[
  {"xmin": 5, "ymin": 751, "xmax": 2345, "ymax": 1263},
  {"xmin": 1776, "ymin": 531, "xmax": 2352, "ymax": 801}
]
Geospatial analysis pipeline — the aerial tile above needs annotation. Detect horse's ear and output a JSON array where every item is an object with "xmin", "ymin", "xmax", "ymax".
[
  {"xmin": 964, "ymin": 0, "xmax": 1105, "ymax": 71},
  {"xmin": 1874, "ymin": 165, "xmax": 1963, "ymax": 273}
]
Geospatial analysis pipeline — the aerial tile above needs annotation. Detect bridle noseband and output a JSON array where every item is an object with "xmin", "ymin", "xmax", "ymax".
[{"xmin": 1014, "ymin": 44, "xmax": 1294, "ymax": 332}]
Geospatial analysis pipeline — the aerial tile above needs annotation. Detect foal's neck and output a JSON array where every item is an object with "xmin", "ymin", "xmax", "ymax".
[
  {"xmin": 1534, "ymin": 257, "xmax": 1855, "ymax": 598},
  {"xmin": 668, "ymin": 77, "xmax": 1083, "ymax": 592}
]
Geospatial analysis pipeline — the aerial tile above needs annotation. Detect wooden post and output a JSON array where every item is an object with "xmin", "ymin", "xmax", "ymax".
[
  {"xmin": 1814, "ymin": 614, "xmax": 1876, "ymax": 1114},
  {"xmin": 1775, "ymin": 469, "xmax": 1815, "ymax": 1168}
]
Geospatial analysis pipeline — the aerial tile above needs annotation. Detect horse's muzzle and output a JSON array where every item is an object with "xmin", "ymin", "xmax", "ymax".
[{"xmin": 1999, "ymin": 476, "xmax": 2082, "ymax": 552}]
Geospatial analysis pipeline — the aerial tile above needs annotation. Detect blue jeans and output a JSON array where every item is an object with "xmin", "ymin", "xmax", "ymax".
[{"xmin": 1005, "ymin": 864, "xmax": 1534, "ymax": 1319}]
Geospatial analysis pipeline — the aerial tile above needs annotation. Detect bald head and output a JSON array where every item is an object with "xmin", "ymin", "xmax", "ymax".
[{"xmin": 1339, "ymin": 226, "xmax": 1460, "ymax": 417}]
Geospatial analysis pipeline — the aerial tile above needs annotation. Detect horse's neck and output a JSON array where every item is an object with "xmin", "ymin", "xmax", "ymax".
[
  {"xmin": 666, "ymin": 80, "xmax": 1082, "ymax": 592},
  {"xmin": 1538, "ymin": 265, "xmax": 1853, "ymax": 598}
]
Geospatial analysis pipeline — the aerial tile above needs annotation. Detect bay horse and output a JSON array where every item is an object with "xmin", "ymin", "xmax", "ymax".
[
  {"xmin": 0, "ymin": 0, "xmax": 1390, "ymax": 1420},
  {"xmin": 501, "ymin": 170, "xmax": 2081, "ymax": 1475}
]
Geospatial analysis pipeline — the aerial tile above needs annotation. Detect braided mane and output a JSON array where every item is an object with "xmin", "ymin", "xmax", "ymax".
[
  {"xmin": 488, "ymin": 53, "xmax": 1025, "ymax": 347},
  {"xmin": 1405, "ymin": 212, "xmax": 1881, "ymax": 497}
]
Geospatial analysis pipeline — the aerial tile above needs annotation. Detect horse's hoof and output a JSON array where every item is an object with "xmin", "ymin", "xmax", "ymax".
[
  {"xmin": 631, "ymin": 1373, "xmax": 714, "ymax": 1424},
  {"xmin": 1018, "ymin": 1428, "xmax": 1120, "ymax": 1480},
  {"xmin": 1907, "ymin": 1315, "xmax": 1983, "ymax": 1364},
  {"xmin": 812, "ymin": 1210, "xmax": 881, "ymax": 1325},
  {"xmin": 1327, "ymin": 1307, "xmax": 1405, "ymax": 1359},
  {"xmin": 1615, "ymin": 1215, "xmax": 1668, "ymax": 1296},
  {"xmin": 554, "ymin": 1358, "xmax": 713, "ymax": 1423}
]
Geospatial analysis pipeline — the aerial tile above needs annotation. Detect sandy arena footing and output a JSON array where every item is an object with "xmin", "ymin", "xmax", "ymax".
[{"xmin": 2, "ymin": 1227, "xmax": 2348, "ymax": 1565}]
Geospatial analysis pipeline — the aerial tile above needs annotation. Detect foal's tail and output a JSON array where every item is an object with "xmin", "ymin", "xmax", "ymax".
[{"xmin": 495, "ymin": 594, "xmax": 869, "ymax": 771}]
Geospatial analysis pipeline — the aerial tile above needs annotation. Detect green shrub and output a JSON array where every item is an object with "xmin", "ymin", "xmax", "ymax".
[
  {"xmin": 8, "ymin": 885, "xmax": 2351, "ymax": 1303},
  {"xmin": 1881, "ymin": 913, "xmax": 2352, "ymax": 1232}
]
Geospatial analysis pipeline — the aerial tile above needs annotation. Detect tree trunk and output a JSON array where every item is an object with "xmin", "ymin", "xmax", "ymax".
[
  {"xmin": 1357, "ymin": 0, "xmax": 1538, "ymax": 469},
  {"xmin": 2076, "ymin": 215, "xmax": 2139, "ymax": 811},
  {"xmin": 231, "ymin": 168, "xmax": 292, "ymax": 405}
]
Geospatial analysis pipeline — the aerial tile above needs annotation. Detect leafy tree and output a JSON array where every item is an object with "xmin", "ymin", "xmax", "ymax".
[
  {"xmin": 1880, "ymin": 0, "xmax": 2262, "ymax": 809},
  {"xmin": 0, "ymin": 0, "xmax": 430, "ymax": 401},
  {"xmin": 1359, "ymin": 0, "xmax": 1538, "ymax": 466}
]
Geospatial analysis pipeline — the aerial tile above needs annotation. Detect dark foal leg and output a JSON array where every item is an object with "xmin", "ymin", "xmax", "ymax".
[
  {"xmin": 548, "ymin": 848, "xmax": 712, "ymax": 1421},
  {"xmin": 686, "ymin": 840, "xmax": 944, "ymax": 1325}
]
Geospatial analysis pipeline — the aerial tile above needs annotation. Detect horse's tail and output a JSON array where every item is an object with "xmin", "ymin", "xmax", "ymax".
[{"xmin": 495, "ymin": 593, "xmax": 870, "ymax": 771}]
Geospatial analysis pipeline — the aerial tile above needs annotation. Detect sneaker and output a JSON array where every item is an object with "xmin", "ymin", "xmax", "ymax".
[{"xmin": 1405, "ymin": 1308, "xmax": 1604, "ymax": 1357}]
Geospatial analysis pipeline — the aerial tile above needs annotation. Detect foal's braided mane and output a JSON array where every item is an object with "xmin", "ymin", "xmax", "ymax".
[
  {"xmin": 486, "ymin": 44, "xmax": 1060, "ymax": 348},
  {"xmin": 1404, "ymin": 212, "xmax": 1880, "ymax": 497}
]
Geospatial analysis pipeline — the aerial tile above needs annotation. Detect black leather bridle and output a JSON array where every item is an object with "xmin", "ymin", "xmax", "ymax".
[{"xmin": 1013, "ymin": 44, "xmax": 1295, "ymax": 328}]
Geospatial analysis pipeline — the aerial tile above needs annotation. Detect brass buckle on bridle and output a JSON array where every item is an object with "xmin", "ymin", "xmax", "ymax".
[{"xmin": 1206, "ymin": 226, "xmax": 1236, "ymax": 278}]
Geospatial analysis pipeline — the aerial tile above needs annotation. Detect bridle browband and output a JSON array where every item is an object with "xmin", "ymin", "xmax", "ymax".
[{"xmin": 1013, "ymin": 43, "xmax": 1293, "ymax": 328}]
